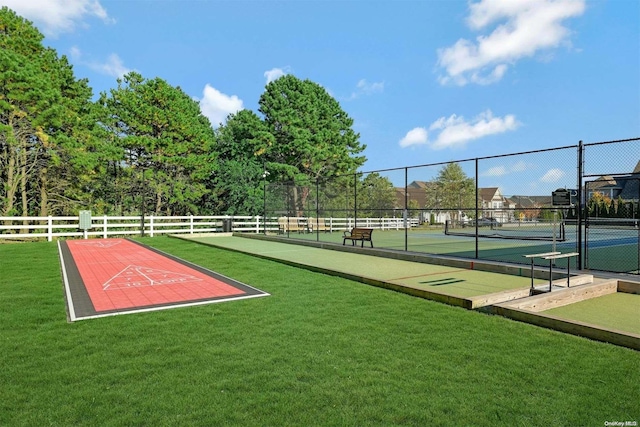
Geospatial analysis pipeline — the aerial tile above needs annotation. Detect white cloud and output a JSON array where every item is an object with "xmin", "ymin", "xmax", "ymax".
[
  {"xmin": 69, "ymin": 46, "xmax": 82, "ymax": 59},
  {"xmin": 481, "ymin": 160, "xmax": 529, "ymax": 177},
  {"xmin": 482, "ymin": 166, "xmax": 507, "ymax": 177},
  {"xmin": 399, "ymin": 110, "xmax": 520, "ymax": 149},
  {"xmin": 540, "ymin": 168, "xmax": 565, "ymax": 183},
  {"xmin": 199, "ymin": 84, "xmax": 244, "ymax": 128},
  {"xmin": 69, "ymin": 47, "xmax": 131, "ymax": 78},
  {"xmin": 96, "ymin": 54, "xmax": 130, "ymax": 78},
  {"xmin": 348, "ymin": 79, "xmax": 385, "ymax": 100},
  {"xmin": 0, "ymin": 0, "xmax": 113, "ymax": 36},
  {"xmin": 510, "ymin": 161, "xmax": 528, "ymax": 173},
  {"xmin": 429, "ymin": 110, "xmax": 520, "ymax": 149},
  {"xmin": 356, "ymin": 79, "xmax": 384, "ymax": 95},
  {"xmin": 399, "ymin": 127, "xmax": 429, "ymax": 148},
  {"xmin": 437, "ymin": 0, "xmax": 585, "ymax": 86},
  {"xmin": 264, "ymin": 67, "xmax": 290, "ymax": 84}
]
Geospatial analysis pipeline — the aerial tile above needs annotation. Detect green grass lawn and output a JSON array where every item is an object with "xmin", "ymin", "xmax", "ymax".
[{"xmin": 1, "ymin": 237, "xmax": 639, "ymax": 426}]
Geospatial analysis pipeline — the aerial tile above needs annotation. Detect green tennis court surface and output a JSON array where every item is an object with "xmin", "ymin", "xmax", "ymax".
[
  {"xmin": 179, "ymin": 235, "xmax": 539, "ymax": 298},
  {"xmin": 272, "ymin": 227, "xmax": 638, "ymax": 272}
]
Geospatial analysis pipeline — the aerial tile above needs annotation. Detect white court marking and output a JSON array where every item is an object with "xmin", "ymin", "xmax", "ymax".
[
  {"xmin": 103, "ymin": 265, "xmax": 203, "ymax": 290},
  {"xmin": 75, "ymin": 240, "xmax": 122, "ymax": 248}
]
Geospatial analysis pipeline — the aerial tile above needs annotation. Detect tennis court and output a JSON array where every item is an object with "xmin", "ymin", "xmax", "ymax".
[
  {"xmin": 58, "ymin": 238, "xmax": 269, "ymax": 321},
  {"xmin": 273, "ymin": 224, "xmax": 639, "ymax": 272}
]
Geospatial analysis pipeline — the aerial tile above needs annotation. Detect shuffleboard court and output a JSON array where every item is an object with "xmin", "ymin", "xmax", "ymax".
[
  {"xmin": 180, "ymin": 235, "xmax": 540, "ymax": 298},
  {"xmin": 276, "ymin": 227, "xmax": 639, "ymax": 272},
  {"xmin": 543, "ymin": 292, "xmax": 640, "ymax": 335},
  {"xmin": 58, "ymin": 238, "xmax": 269, "ymax": 321}
]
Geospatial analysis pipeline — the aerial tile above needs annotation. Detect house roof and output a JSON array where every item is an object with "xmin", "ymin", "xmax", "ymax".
[
  {"xmin": 507, "ymin": 195, "xmax": 553, "ymax": 208},
  {"xmin": 620, "ymin": 177, "xmax": 639, "ymax": 199},
  {"xmin": 395, "ymin": 187, "xmax": 429, "ymax": 208},
  {"xmin": 407, "ymin": 180, "xmax": 429, "ymax": 189},
  {"xmin": 478, "ymin": 187, "xmax": 500, "ymax": 201},
  {"xmin": 588, "ymin": 161, "xmax": 640, "ymax": 200},
  {"xmin": 589, "ymin": 176, "xmax": 621, "ymax": 188}
]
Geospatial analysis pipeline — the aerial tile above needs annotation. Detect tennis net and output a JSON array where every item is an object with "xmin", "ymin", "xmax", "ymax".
[{"xmin": 445, "ymin": 219, "xmax": 566, "ymax": 241}]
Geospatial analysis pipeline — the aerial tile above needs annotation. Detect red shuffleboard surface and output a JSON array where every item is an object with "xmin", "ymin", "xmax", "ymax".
[{"xmin": 58, "ymin": 238, "xmax": 268, "ymax": 321}]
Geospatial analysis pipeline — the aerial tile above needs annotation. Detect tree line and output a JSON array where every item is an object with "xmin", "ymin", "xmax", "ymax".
[
  {"xmin": 8, "ymin": 7, "xmax": 628, "ymax": 223},
  {"xmin": 0, "ymin": 7, "xmax": 366, "ymax": 219}
]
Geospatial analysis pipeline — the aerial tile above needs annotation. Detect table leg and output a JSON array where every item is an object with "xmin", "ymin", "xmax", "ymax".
[{"xmin": 531, "ymin": 259, "xmax": 535, "ymax": 291}]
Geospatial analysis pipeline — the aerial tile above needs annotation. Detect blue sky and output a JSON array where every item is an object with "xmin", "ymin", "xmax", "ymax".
[{"xmin": 3, "ymin": 0, "xmax": 639, "ymax": 195}]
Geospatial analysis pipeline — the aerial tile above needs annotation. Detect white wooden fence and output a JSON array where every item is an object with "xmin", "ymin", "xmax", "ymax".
[{"xmin": 0, "ymin": 215, "xmax": 419, "ymax": 241}]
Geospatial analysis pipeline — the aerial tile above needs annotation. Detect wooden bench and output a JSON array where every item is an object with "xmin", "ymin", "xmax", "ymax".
[
  {"xmin": 278, "ymin": 217, "xmax": 306, "ymax": 234},
  {"xmin": 307, "ymin": 218, "xmax": 329, "ymax": 233},
  {"xmin": 343, "ymin": 228, "xmax": 373, "ymax": 248}
]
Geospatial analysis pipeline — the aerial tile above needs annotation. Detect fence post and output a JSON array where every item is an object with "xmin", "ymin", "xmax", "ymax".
[
  {"xmin": 577, "ymin": 141, "xmax": 583, "ymax": 270},
  {"xmin": 190, "ymin": 215, "xmax": 194, "ymax": 234},
  {"xmin": 103, "ymin": 216, "xmax": 108, "ymax": 239},
  {"xmin": 475, "ymin": 158, "xmax": 479, "ymax": 259},
  {"xmin": 47, "ymin": 216, "xmax": 52, "ymax": 242},
  {"xmin": 150, "ymin": 215, "xmax": 154, "ymax": 237},
  {"xmin": 405, "ymin": 166, "xmax": 408, "ymax": 251},
  {"xmin": 256, "ymin": 216, "xmax": 260, "ymax": 233}
]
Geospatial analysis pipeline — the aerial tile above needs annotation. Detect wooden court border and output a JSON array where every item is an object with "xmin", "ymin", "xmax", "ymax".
[{"xmin": 177, "ymin": 233, "xmax": 640, "ymax": 351}]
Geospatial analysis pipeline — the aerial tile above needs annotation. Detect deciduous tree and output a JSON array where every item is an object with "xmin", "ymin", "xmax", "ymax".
[
  {"xmin": 357, "ymin": 173, "xmax": 396, "ymax": 217},
  {"xmin": 425, "ymin": 163, "xmax": 475, "ymax": 222}
]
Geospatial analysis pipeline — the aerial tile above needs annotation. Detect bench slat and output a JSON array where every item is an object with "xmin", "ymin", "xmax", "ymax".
[
  {"xmin": 523, "ymin": 251, "xmax": 560, "ymax": 258},
  {"xmin": 343, "ymin": 228, "xmax": 374, "ymax": 248},
  {"xmin": 543, "ymin": 252, "xmax": 579, "ymax": 260}
]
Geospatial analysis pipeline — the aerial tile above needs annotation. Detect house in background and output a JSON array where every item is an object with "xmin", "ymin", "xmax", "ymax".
[
  {"xmin": 394, "ymin": 181, "xmax": 446, "ymax": 223},
  {"xmin": 390, "ymin": 160, "xmax": 640, "ymax": 224},
  {"xmin": 478, "ymin": 187, "xmax": 513, "ymax": 223},
  {"xmin": 395, "ymin": 181, "xmax": 515, "ymax": 224},
  {"xmin": 507, "ymin": 195, "xmax": 553, "ymax": 221},
  {"xmin": 586, "ymin": 160, "xmax": 640, "ymax": 202}
]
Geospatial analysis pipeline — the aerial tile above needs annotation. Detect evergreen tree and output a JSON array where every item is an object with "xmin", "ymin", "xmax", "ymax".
[
  {"xmin": 98, "ymin": 72, "xmax": 216, "ymax": 215},
  {"xmin": 0, "ymin": 7, "xmax": 100, "ymax": 216}
]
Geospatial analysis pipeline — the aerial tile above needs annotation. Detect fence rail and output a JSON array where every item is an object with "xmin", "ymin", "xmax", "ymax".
[
  {"xmin": 3, "ymin": 138, "xmax": 638, "ymax": 275},
  {"xmin": 0, "ymin": 215, "xmax": 417, "ymax": 241}
]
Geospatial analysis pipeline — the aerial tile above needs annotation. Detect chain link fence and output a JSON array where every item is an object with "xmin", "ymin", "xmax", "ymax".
[
  {"xmin": 265, "ymin": 138, "xmax": 640, "ymax": 274},
  {"xmin": 581, "ymin": 139, "xmax": 640, "ymax": 273}
]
